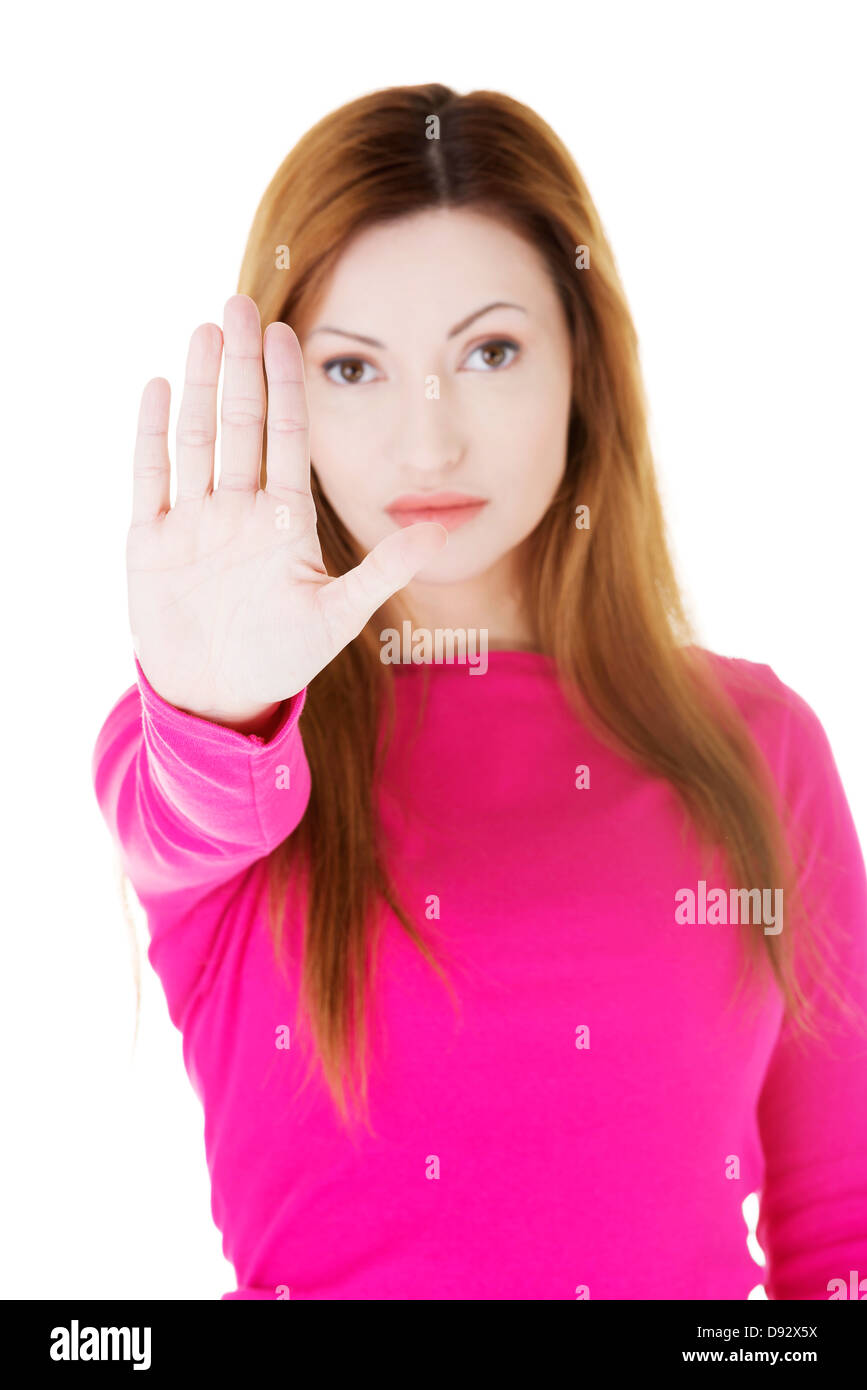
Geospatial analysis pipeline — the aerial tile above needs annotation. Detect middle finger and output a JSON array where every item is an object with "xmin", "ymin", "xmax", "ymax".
[{"xmin": 218, "ymin": 294, "xmax": 266, "ymax": 492}]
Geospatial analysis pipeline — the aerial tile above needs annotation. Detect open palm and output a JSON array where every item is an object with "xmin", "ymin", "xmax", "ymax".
[{"xmin": 127, "ymin": 295, "xmax": 447, "ymax": 728}]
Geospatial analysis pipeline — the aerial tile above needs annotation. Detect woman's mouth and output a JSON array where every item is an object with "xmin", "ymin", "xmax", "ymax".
[{"xmin": 384, "ymin": 491, "xmax": 489, "ymax": 532}]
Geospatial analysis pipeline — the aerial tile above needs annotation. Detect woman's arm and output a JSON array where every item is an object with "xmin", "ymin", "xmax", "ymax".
[
  {"xmin": 92, "ymin": 656, "xmax": 311, "ymax": 906},
  {"xmin": 91, "ymin": 293, "xmax": 448, "ymax": 1019},
  {"xmin": 753, "ymin": 674, "xmax": 867, "ymax": 1299}
]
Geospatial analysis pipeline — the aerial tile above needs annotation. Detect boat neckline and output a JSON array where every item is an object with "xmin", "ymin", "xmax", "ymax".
[{"xmin": 390, "ymin": 648, "xmax": 555, "ymax": 672}]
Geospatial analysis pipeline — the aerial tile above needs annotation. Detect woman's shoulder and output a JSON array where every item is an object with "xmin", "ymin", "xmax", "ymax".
[
  {"xmin": 697, "ymin": 646, "xmax": 809, "ymax": 713},
  {"xmin": 693, "ymin": 646, "xmax": 840, "ymax": 797}
]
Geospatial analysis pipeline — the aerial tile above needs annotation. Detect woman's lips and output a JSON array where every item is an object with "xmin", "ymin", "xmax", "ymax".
[{"xmin": 385, "ymin": 494, "xmax": 488, "ymax": 532}]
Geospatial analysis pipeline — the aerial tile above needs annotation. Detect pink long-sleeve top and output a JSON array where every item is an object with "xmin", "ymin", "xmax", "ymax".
[{"xmin": 92, "ymin": 648, "xmax": 867, "ymax": 1300}]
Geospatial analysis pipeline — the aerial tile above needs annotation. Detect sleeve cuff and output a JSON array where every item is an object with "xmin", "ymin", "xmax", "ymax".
[{"xmin": 133, "ymin": 655, "xmax": 307, "ymax": 752}]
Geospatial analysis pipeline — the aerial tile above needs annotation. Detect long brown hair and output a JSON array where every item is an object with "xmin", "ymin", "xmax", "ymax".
[{"xmin": 237, "ymin": 83, "xmax": 859, "ymax": 1132}]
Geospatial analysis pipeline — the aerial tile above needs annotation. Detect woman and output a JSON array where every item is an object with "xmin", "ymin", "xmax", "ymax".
[{"xmin": 93, "ymin": 83, "xmax": 867, "ymax": 1300}]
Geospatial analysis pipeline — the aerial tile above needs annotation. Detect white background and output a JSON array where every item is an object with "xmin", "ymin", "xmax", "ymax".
[{"xmin": 1, "ymin": 0, "xmax": 863, "ymax": 1298}]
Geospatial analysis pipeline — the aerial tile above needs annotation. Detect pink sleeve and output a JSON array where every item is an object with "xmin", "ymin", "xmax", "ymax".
[
  {"xmin": 92, "ymin": 656, "xmax": 312, "ymax": 911},
  {"xmin": 753, "ymin": 673, "xmax": 867, "ymax": 1299}
]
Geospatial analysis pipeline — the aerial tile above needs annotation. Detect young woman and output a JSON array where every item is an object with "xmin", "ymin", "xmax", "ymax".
[{"xmin": 93, "ymin": 83, "xmax": 867, "ymax": 1300}]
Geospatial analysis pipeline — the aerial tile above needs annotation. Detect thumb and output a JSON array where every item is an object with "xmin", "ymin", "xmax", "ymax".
[{"xmin": 319, "ymin": 522, "xmax": 449, "ymax": 646}]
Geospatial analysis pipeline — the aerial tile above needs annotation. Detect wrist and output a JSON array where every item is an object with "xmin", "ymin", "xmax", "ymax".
[{"xmin": 133, "ymin": 655, "xmax": 287, "ymax": 737}]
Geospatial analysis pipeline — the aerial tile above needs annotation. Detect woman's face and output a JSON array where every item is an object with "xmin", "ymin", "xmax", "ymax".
[{"xmin": 299, "ymin": 207, "xmax": 574, "ymax": 587}]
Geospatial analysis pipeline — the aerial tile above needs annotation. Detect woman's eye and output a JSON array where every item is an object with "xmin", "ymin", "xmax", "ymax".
[
  {"xmin": 462, "ymin": 338, "xmax": 520, "ymax": 371},
  {"xmin": 322, "ymin": 357, "xmax": 380, "ymax": 386},
  {"xmin": 321, "ymin": 339, "xmax": 520, "ymax": 385}
]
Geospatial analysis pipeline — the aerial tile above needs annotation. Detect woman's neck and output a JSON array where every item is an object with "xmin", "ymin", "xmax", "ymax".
[{"xmin": 383, "ymin": 548, "xmax": 538, "ymax": 652}]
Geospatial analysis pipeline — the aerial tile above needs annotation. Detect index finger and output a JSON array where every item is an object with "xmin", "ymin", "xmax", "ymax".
[{"xmin": 262, "ymin": 321, "xmax": 311, "ymax": 499}]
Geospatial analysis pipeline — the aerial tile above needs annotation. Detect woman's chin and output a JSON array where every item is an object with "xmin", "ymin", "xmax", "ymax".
[{"xmin": 407, "ymin": 549, "xmax": 499, "ymax": 587}]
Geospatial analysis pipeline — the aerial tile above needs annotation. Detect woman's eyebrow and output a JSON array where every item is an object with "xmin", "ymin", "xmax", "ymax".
[{"xmin": 306, "ymin": 301, "xmax": 527, "ymax": 349}]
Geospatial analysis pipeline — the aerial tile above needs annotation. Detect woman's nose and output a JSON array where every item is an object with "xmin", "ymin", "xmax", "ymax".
[{"xmin": 391, "ymin": 380, "xmax": 463, "ymax": 475}]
